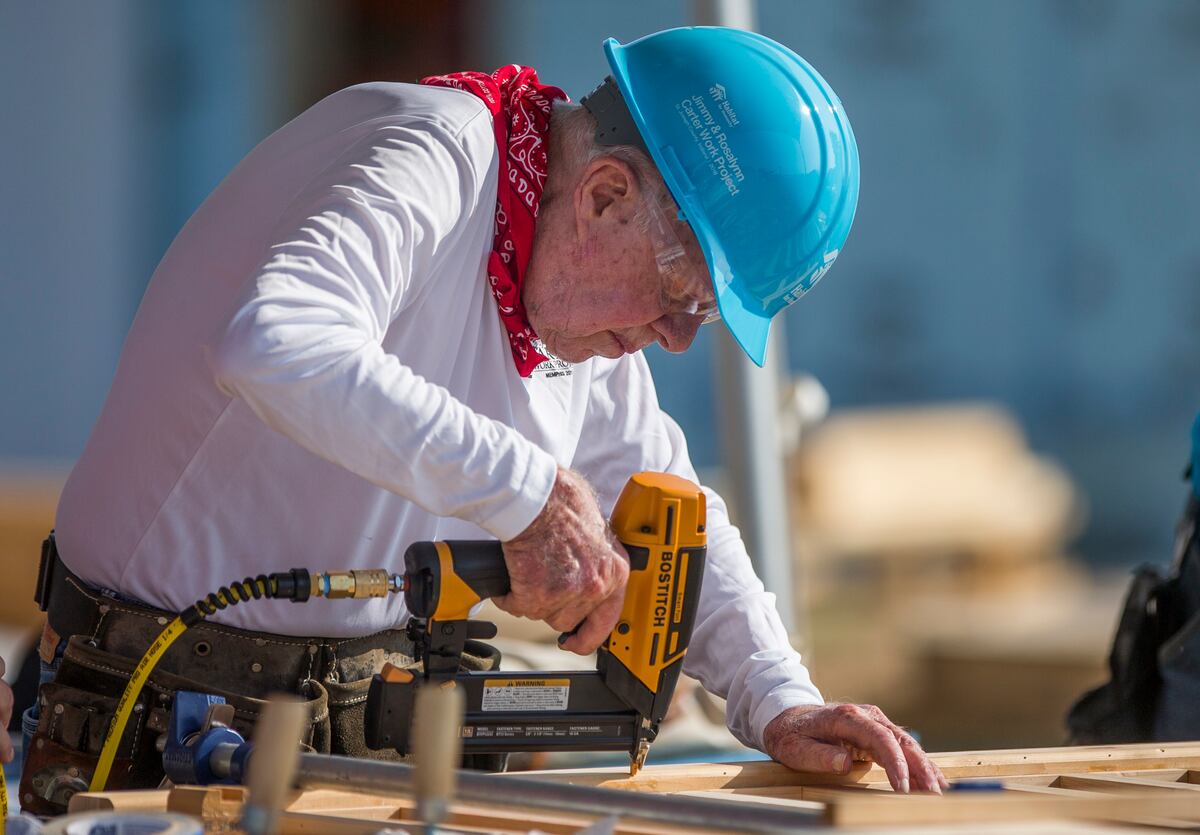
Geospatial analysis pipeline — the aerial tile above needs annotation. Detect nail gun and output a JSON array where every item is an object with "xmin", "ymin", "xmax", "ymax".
[{"xmin": 364, "ymin": 471, "xmax": 707, "ymax": 775}]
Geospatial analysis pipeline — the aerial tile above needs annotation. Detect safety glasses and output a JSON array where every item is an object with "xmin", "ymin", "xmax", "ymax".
[{"xmin": 638, "ymin": 197, "xmax": 721, "ymax": 325}]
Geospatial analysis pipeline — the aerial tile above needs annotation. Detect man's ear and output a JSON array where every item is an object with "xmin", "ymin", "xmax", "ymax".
[{"xmin": 575, "ymin": 156, "xmax": 641, "ymax": 229}]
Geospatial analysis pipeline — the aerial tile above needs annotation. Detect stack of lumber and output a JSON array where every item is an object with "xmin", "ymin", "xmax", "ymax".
[
  {"xmin": 787, "ymin": 404, "xmax": 1114, "ymax": 751},
  {"xmin": 790, "ymin": 403, "xmax": 1082, "ymax": 600},
  {"xmin": 70, "ymin": 741, "xmax": 1200, "ymax": 833}
]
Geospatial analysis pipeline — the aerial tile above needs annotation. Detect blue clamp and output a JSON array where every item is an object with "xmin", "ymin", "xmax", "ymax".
[
  {"xmin": 162, "ymin": 691, "xmax": 250, "ymax": 785},
  {"xmin": 948, "ymin": 780, "xmax": 1005, "ymax": 792}
]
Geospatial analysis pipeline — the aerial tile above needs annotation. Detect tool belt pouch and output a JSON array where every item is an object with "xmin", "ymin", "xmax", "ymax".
[
  {"xmin": 20, "ymin": 636, "xmax": 328, "ymax": 816},
  {"xmin": 324, "ymin": 638, "xmax": 504, "ymax": 771},
  {"xmin": 324, "ymin": 675, "xmax": 388, "ymax": 761}
]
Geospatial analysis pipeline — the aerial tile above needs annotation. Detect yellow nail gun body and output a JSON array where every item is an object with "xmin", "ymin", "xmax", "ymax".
[{"xmin": 364, "ymin": 472, "xmax": 707, "ymax": 774}]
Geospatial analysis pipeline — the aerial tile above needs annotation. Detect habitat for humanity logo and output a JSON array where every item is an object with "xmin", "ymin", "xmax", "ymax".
[{"xmin": 709, "ymin": 83, "xmax": 740, "ymax": 127}]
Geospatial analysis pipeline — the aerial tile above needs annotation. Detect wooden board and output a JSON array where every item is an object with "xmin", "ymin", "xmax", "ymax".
[
  {"xmin": 73, "ymin": 785, "xmax": 698, "ymax": 835},
  {"xmin": 518, "ymin": 742, "xmax": 1200, "ymax": 829},
  {"xmin": 70, "ymin": 742, "xmax": 1200, "ymax": 833}
]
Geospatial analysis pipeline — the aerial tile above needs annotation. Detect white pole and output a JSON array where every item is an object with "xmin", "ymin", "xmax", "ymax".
[
  {"xmin": 689, "ymin": 0, "xmax": 798, "ymax": 638},
  {"xmin": 691, "ymin": 0, "xmax": 757, "ymax": 31}
]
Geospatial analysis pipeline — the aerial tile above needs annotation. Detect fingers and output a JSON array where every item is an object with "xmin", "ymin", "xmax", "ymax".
[
  {"xmin": 771, "ymin": 738, "xmax": 853, "ymax": 776},
  {"xmin": 493, "ymin": 579, "xmax": 608, "ymax": 632},
  {"xmin": 545, "ymin": 608, "xmax": 586, "ymax": 634},
  {"xmin": 492, "ymin": 556, "xmax": 627, "ymax": 655},
  {"xmin": 490, "ymin": 593, "xmax": 518, "ymax": 616},
  {"xmin": 892, "ymin": 727, "xmax": 943, "ymax": 793},
  {"xmin": 824, "ymin": 704, "xmax": 910, "ymax": 793},
  {"xmin": 859, "ymin": 705, "xmax": 945, "ymax": 794},
  {"xmin": 933, "ymin": 762, "xmax": 948, "ymax": 791},
  {"xmin": 559, "ymin": 587, "xmax": 625, "ymax": 654},
  {"xmin": 491, "ymin": 592, "xmax": 560, "ymax": 623},
  {"xmin": 765, "ymin": 703, "xmax": 945, "ymax": 796}
]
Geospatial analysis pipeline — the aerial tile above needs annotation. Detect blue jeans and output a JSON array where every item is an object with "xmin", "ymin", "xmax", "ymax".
[
  {"xmin": 19, "ymin": 639, "xmax": 66, "ymax": 777},
  {"xmin": 20, "ymin": 585, "xmax": 160, "ymax": 776}
]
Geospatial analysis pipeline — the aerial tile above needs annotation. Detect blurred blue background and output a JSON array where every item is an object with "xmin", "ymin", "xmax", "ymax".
[{"xmin": 2, "ymin": 0, "xmax": 1198, "ymax": 566}]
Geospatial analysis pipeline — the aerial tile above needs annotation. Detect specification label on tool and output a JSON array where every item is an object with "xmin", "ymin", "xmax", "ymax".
[
  {"xmin": 463, "ymin": 723, "xmax": 626, "ymax": 739},
  {"xmin": 481, "ymin": 678, "xmax": 570, "ymax": 711}
]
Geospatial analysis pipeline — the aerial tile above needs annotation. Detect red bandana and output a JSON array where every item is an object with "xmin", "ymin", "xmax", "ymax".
[{"xmin": 421, "ymin": 66, "xmax": 568, "ymax": 377}]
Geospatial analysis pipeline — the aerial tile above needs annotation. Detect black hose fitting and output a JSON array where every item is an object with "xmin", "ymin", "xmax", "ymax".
[
  {"xmin": 182, "ymin": 571, "xmax": 314, "ymax": 627},
  {"xmin": 271, "ymin": 568, "xmax": 312, "ymax": 603}
]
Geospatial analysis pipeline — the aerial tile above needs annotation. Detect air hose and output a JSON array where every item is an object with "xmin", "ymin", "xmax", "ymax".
[{"xmin": 88, "ymin": 568, "xmax": 403, "ymax": 793}]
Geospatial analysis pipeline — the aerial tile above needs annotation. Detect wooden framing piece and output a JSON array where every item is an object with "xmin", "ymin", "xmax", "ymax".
[{"xmin": 69, "ymin": 741, "xmax": 1200, "ymax": 832}]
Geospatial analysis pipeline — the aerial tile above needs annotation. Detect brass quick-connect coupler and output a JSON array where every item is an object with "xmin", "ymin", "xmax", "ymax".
[{"xmin": 312, "ymin": 570, "xmax": 406, "ymax": 599}]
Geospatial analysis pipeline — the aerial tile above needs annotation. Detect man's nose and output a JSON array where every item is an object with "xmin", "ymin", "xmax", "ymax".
[{"xmin": 652, "ymin": 314, "xmax": 703, "ymax": 353}]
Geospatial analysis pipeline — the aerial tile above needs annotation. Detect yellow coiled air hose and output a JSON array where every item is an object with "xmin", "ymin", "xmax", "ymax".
[{"xmin": 88, "ymin": 567, "xmax": 401, "ymax": 793}]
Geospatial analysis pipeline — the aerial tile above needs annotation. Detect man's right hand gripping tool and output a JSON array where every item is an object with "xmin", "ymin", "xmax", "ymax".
[{"xmin": 364, "ymin": 472, "xmax": 708, "ymax": 775}]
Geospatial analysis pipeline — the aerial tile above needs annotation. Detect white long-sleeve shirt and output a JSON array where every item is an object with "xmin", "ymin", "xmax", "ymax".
[{"xmin": 55, "ymin": 82, "xmax": 822, "ymax": 748}]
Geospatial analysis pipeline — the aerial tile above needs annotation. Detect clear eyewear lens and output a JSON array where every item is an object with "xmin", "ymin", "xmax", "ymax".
[{"xmin": 640, "ymin": 199, "xmax": 719, "ymax": 324}]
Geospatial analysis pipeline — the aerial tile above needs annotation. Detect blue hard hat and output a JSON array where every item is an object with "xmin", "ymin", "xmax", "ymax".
[{"xmin": 594, "ymin": 27, "xmax": 859, "ymax": 366}]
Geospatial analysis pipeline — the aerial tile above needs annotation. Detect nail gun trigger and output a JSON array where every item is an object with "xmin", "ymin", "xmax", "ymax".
[
  {"xmin": 405, "ymin": 618, "xmax": 427, "ymax": 643},
  {"xmin": 556, "ymin": 623, "xmax": 582, "ymax": 647},
  {"xmin": 466, "ymin": 619, "xmax": 497, "ymax": 640}
]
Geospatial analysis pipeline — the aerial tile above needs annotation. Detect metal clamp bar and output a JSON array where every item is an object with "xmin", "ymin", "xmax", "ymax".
[{"xmin": 295, "ymin": 753, "xmax": 820, "ymax": 832}]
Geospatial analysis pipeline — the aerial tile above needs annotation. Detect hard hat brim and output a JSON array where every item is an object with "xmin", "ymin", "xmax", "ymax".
[{"xmin": 710, "ymin": 260, "xmax": 771, "ymax": 366}]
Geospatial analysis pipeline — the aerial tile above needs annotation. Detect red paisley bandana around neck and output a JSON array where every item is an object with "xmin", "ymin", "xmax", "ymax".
[{"xmin": 420, "ymin": 66, "xmax": 568, "ymax": 377}]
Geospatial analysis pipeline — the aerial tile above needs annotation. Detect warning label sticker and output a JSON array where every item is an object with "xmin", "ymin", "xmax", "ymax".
[{"xmin": 481, "ymin": 678, "xmax": 570, "ymax": 712}]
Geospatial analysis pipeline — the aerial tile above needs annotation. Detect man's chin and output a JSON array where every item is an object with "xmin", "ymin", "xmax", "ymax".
[
  {"xmin": 561, "ymin": 346, "xmax": 620, "ymax": 361},
  {"xmin": 539, "ymin": 341, "xmax": 587, "ymax": 363},
  {"xmin": 539, "ymin": 338, "xmax": 600, "ymax": 363}
]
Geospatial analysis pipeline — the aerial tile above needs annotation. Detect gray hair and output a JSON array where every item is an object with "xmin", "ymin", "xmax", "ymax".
[{"xmin": 548, "ymin": 102, "xmax": 673, "ymax": 208}]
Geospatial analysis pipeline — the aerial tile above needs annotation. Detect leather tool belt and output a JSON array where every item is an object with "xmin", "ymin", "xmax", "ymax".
[{"xmin": 23, "ymin": 533, "xmax": 504, "ymax": 816}]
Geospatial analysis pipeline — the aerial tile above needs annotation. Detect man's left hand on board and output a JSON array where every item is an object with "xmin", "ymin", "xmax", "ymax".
[{"xmin": 763, "ymin": 703, "xmax": 948, "ymax": 794}]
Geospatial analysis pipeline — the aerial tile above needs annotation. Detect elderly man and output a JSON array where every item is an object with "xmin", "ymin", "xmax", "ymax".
[{"xmin": 22, "ymin": 27, "xmax": 944, "ymax": 813}]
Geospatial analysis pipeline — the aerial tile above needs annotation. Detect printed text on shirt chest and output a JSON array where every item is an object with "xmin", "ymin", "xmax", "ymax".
[{"xmin": 529, "ymin": 338, "xmax": 573, "ymax": 379}]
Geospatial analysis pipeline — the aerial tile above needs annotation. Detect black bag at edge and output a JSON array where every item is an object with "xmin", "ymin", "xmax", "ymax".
[{"xmin": 1066, "ymin": 492, "xmax": 1200, "ymax": 744}]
